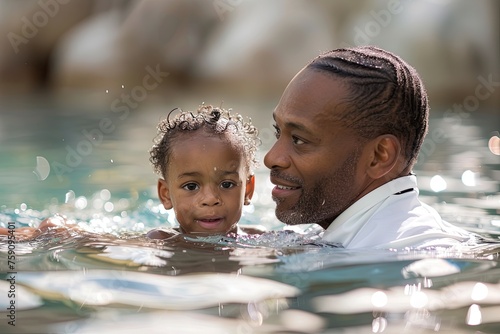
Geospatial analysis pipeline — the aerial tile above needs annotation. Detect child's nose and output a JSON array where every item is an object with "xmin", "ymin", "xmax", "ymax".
[{"xmin": 201, "ymin": 188, "xmax": 221, "ymax": 206}]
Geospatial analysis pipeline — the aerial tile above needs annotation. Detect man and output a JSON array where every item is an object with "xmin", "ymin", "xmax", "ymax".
[{"xmin": 264, "ymin": 46, "xmax": 473, "ymax": 249}]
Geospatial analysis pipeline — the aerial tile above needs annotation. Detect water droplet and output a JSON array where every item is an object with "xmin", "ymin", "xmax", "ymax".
[
  {"xmin": 33, "ymin": 156, "xmax": 50, "ymax": 181},
  {"xmin": 75, "ymin": 196, "xmax": 88, "ymax": 210},
  {"xmin": 104, "ymin": 202, "xmax": 114, "ymax": 212},
  {"xmin": 100, "ymin": 189, "xmax": 111, "ymax": 201},
  {"xmin": 65, "ymin": 190, "xmax": 75, "ymax": 203}
]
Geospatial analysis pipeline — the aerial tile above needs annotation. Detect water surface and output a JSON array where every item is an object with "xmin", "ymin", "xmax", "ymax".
[{"xmin": 0, "ymin": 100, "xmax": 499, "ymax": 333}]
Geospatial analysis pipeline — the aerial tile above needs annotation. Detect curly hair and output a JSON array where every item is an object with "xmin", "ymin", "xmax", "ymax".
[
  {"xmin": 150, "ymin": 104, "xmax": 260, "ymax": 178},
  {"xmin": 306, "ymin": 46, "xmax": 429, "ymax": 169}
]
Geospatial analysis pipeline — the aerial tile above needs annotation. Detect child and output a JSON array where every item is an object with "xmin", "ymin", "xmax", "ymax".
[
  {"xmin": 0, "ymin": 105, "xmax": 262, "ymax": 240},
  {"xmin": 146, "ymin": 104, "xmax": 261, "ymax": 239}
]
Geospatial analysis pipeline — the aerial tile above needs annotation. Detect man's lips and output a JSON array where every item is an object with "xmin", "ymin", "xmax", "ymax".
[{"xmin": 269, "ymin": 177, "xmax": 301, "ymax": 198}]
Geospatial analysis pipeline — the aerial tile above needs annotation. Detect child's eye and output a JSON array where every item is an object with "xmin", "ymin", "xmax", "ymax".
[
  {"xmin": 220, "ymin": 181, "xmax": 236, "ymax": 189},
  {"xmin": 182, "ymin": 183, "xmax": 199, "ymax": 191},
  {"xmin": 273, "ymin": 124, "xmax": 280, "ymax": 139}
]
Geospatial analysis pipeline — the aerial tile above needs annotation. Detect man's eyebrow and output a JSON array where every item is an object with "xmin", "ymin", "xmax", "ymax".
[{"xmin": 272, "ymin": 112, "xmax": 314, "ymax": 136}]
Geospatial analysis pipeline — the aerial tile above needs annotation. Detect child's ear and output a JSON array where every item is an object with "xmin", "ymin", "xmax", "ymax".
[
  {"xmin": 244, "ymin": 175, "xmax": 255, "ymax": 205},
  {"xmin": 157, "ymin": 178, "xmax": 173, "ymax": 210}
]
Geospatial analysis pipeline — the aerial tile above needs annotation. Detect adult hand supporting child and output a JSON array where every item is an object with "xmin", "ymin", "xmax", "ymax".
[{"xmin": 0, "ymin": 214, "xmax": 75, "ymax": 241}]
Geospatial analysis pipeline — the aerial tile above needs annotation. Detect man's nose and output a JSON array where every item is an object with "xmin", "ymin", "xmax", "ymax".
[{"xmin": 264, "ymin": 139, "xmax": 290, "ymax": 170}]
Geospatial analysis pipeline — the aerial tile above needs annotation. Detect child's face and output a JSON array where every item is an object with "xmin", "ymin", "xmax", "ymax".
[{"xmin": 157, "ymin": 130, "xmax": 254, "ymax": 234}]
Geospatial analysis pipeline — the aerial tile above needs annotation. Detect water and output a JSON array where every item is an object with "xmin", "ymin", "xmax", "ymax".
[{"xmin": 0, "ymin": 99, "xmax": 499, "ymax": 333}]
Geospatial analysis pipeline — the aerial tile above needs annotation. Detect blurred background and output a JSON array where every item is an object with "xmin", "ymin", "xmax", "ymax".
[
  {"xmin": 0, "ymin": 3, "xmax": 499, "ymax": 333},
  {"xmin": 0, "ymin": 0, "xmax": 498, "ymax": 215}
]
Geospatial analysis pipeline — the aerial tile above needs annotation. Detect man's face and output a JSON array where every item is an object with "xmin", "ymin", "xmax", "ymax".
[{"xmin": 264, "ymin": 68, "xmax": 372, "ymax": 228}]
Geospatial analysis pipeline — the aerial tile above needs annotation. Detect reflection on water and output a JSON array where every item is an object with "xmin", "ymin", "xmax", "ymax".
[
  {"xmin": 0, "ymin": 102, "xmax": 499, "ymax": 333},
  {"xmin": 1, "ymin": 230, "xmax": 500, "ymax": 333}
]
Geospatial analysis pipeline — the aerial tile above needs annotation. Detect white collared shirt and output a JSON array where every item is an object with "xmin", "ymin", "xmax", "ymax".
[{"xmin": 321, "ymin": 175, "xmax": 474, "ymax": 249}]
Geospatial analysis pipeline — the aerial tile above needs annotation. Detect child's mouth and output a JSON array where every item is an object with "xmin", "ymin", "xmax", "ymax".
[{"xmin": 196, "ymin": 218, "xmax": 224, "ymax": 230}]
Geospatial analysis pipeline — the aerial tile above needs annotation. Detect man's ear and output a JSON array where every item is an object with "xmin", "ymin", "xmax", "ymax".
[
  {"xmin": 366, "ymin": 135, "xmax": 401, "ymax": 179},
  {"xmin": 244, "ymin": 175, "xmax": 255, "ymax": 205},
  {"xmin": 157, "ymin": 178, "xmax": 173, "ymax": 210}
]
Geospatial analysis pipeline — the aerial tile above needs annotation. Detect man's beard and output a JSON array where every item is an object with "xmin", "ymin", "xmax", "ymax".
[{"xmin": 274, "ymin": 152, "xmax": 360, "ymax": 227}]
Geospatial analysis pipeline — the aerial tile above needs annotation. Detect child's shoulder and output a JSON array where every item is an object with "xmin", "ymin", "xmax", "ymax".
[
  {"xmin": 146, "ymin": 225, "xmax": 266, "ymax": 239},
  {"xmin": 146, "ymin": 228, "xmax": 180, "ymax": 240},
  {"xmin": 239, "ymin": 225, "xmax": 267, "ymax": 235}
]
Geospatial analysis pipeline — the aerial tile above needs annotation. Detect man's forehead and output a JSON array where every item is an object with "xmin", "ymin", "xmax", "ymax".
[{"xmin": 273, "ymin": 98, "xmax": 341, "ymax": 131}]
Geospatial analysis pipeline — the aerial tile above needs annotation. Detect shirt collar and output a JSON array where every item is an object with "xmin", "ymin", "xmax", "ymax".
[{"xmin": 322, "ymin": 175, "xmax": 417, "ymax": 244}]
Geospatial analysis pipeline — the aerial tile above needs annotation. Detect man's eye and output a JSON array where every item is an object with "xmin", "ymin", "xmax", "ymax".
[
  {"xmin": 292, "ymin": 136, "xmax": 305, "ymax": 145},
  {"xmin": 182, "ymin": 183, "xmax": 199, "ymax": 191},
  {"xmin": 221, "ymin": 181, "xmax": 236, "ymax": 189},
  {"xmin": 273, "ymin": 124, "xmax": 280, "ymax": 139}
]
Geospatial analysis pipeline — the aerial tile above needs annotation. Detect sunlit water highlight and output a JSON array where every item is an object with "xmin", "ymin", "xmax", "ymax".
[{"xmin": 1, "ymin": 193, "xmax": 500, "ymax": 333}]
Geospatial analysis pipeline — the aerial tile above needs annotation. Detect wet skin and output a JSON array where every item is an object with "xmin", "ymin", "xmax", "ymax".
[
  {"xmin": 157, "ymin": 130, "xmax": 254, "ymax": 234},
  {"xmin": 264, "ymin": 68, "xmax": 403, "ymax": 229}
]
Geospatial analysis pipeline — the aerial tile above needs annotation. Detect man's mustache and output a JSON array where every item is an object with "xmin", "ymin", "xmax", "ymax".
[{"xmin": 269, "ymin": 169, "xmax": 302, "ymax": 186}]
